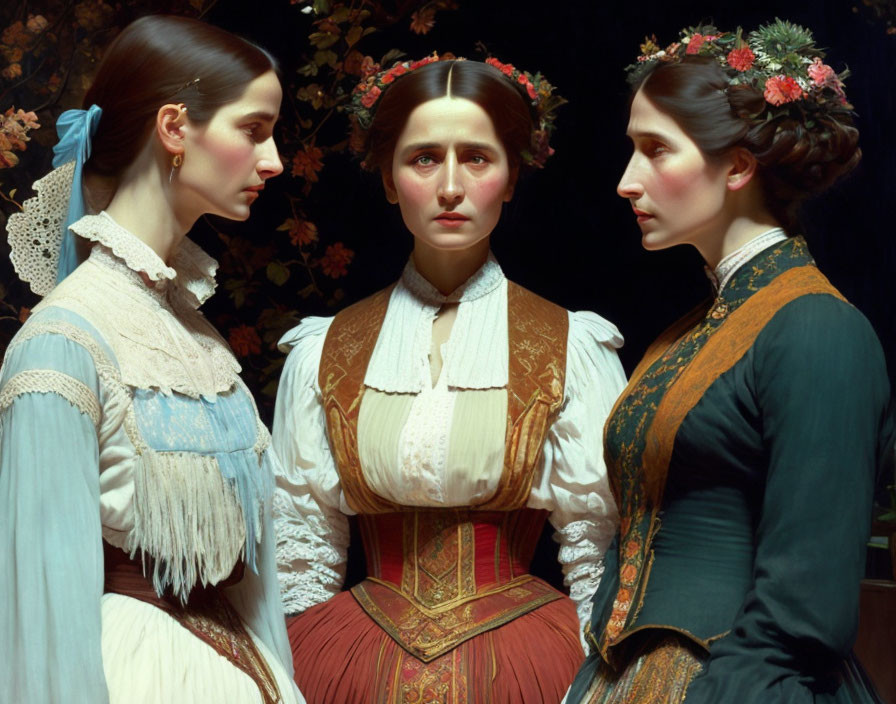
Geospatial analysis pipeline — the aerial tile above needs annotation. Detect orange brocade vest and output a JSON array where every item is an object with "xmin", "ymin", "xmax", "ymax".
[{"xmin": 318, "ymin": 281, "xmax": 570, "ymax": 661}]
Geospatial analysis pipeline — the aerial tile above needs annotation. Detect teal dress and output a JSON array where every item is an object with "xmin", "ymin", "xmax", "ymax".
[{"xmin": 567, "ymin": 237, "xmax": 891, "ymax": 704}]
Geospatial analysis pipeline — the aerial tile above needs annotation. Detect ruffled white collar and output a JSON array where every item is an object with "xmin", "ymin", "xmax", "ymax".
[
  {"xmin": 364, "ymin": 253, "xmax": 509, "ymax": 393},
  {"xmin": 69, "ymin": 212, "xmax": 219, "ymax": 308},
  {"xmin": 707, "ymin": 227, "xmax": 788, "ymax": 294}
]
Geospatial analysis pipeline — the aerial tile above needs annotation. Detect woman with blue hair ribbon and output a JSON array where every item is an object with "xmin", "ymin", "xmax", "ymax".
[{"xmin": 0, "ymin": 15, "xmax": 305, "ymax": 704}]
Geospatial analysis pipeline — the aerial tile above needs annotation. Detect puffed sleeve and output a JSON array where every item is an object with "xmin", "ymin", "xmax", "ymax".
[
  {"xmin": 528, "ymin": 310, "xmax": 626, "ymax": 641},
  {"xmin": 684, "ymin": 295, "xmax": 890, "ymax": 703},
  {"xmin": 272, "ymin": 316, "xmax": 351, "ymax": 616},
  {"xmin": 0, "ymin": 324, "xmax": 108, "ymax": 703}
]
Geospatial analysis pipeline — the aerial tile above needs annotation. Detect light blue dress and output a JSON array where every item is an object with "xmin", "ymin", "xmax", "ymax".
[{"xmin": 0, "ymin": 210, "xmax": 302, "ymax": 703}]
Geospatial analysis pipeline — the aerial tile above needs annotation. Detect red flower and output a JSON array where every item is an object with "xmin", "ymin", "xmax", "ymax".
[
  {"xmin": 486, "ymin": 57, "xmax": 514, "ymax": 77},
  {"xmin": 281, "ymin": 218, "xmax": 318, "ymax": 247},
  {"xmin": 291, "ymin": 144, "xmax": 324, "ymax": 182},
  {"xmin": 726, "ymin": 46, "xmax": 755, "ymax": 72},
  {"xmin": 763, "ymin": 75, "xmax": 805, "ymax": 106},
  {"xmin": 319, "ymin": 242, "xmax": 354, "ymax": 279},
  {"xmin": 360, "ymin": 85, "xmax": 381, "ymax": 108},
  {"xmin": 409, "ymin": 8, "xmax": 436, "ymax": 35},
  {"xmin": 686, "ymin": 33, "xmax": 705, "ymax": 54},
  {"xmin": 228, "ymin": 325, "xmax": 262, "ymax": 357},
  {"xmin": 517, "ymin": 74, "xmax": 537, "ymax": 100}
]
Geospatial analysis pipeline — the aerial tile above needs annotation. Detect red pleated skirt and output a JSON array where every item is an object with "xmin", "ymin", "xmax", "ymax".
[{"xmin": 288, "ymin": 588, "xmax": 584, "ymax": 704}]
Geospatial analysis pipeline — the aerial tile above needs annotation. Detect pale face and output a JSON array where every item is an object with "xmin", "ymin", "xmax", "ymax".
[
  {"xmin": 176, "ymin": 70, "xmax": 283, "ymax": 221},
  {"xmin": 617, "ymin": 88, "xmax": 733, "ymax": 252},
  {"xmin": 385, "ymin": 96, "xmax": 515, "ymax": 251}
]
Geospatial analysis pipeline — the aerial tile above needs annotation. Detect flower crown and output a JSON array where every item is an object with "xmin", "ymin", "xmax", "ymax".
[
  {"xmin": 627, "ymin": 19, "xmax": 852, "ymax": 117},
  {"xmin": 346, "ymin": 52, "xmax": 564, "ymax": 169}
]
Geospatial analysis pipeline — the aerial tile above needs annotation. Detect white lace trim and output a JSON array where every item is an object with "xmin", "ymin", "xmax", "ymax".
[
  {"xmin": 39, "ymin": 256, "xmax": 238, "ymax": 400},
  {"xmin": 365, "ymin": 255, "xmax": 509, "ymax": 393},
  {"xmin": 395, "ymin": 360, "xmax": 457, "ymax": 505},
  {"xmin": 71, "ymin": 212, "xmax": 218, "ymax": 308},
  {"xmin": 7, "ymin": 162, "xmax": 75, "ymax": 297},
  {"xmin": 708, "ymin": 227, "xmax": 788, "ymax": 293},
  {"xmin": 0, "ymin": 369, "xmax": 101, "ymax": 428},
  {"xmin": 5, "ymin": 318, "xmax": 130, "ymax": 411}
]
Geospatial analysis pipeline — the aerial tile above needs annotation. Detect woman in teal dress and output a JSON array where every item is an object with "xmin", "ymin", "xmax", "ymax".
[{"xmin": 566, "ymin": 20, "xmax": 892, "ymax": 704}]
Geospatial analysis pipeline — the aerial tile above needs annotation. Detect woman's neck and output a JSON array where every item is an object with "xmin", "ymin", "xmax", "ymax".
[
  {"xmin": 411, "ymin": 238, "xmax": 491, "ymax": 296},
  {"xmin": 102, "ymin": 147, "xmax": 193, "ymax": 265},
  {"xmin": 694, "ymin": 208, "xmax": 782, "ymax": 270}
]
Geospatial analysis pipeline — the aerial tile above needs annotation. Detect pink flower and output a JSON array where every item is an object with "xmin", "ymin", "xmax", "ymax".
[
  {"xmin": 360, "ymin": 85, "xmax": 381, "ymax": 108},
  {"xmin": 686, "ymin": 33, "xmax": 706, "ymax": 54},
  {"xmin": 807, "ymin": 57, "xmax": 836, "ymax": 87},
  {"xmin": 726, "ymin": 47, "xmax": 755, "ymax": 72},
  {"xmin": 763, "ymin": 75, "xmax": 805, "ymax": 106}
]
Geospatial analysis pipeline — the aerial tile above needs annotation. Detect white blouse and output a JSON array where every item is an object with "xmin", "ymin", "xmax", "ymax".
[{"xmin": 272, "ymin": 255, "xmax": 627, "ymax": 638}]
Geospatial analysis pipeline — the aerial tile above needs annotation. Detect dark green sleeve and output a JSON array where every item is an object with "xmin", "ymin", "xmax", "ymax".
[{"xmin": 685, "ymin": 294, "xmax": 889, "ymax": 703}]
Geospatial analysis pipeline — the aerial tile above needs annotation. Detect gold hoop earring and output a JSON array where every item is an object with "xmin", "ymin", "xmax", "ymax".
[{"xmin": 169, "ymin": 153, "xmax": 183, "ymax": 184}]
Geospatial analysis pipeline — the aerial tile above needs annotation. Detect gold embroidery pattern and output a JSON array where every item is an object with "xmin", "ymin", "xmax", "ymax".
[
  {"xmin": 583, "ymin": 633, "xmax": 704, "ymax": 704},
  {"xmin": 352, "ymin": 508, "xmax": 562, "ymax": 661}
]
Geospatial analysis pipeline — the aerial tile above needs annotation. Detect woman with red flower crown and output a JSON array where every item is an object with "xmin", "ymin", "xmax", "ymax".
[
  {"xmin": 271, "ymin": 56, "xmax": 626, "ymax": 702},
  {"xmin": 565, "ymin": 19, "xmax": 891, "ymax": 704}
]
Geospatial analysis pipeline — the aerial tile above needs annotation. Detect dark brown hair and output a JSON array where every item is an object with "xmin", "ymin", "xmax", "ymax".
[
  {"xmin": 83, "ymin": 15, "xmax": 275, "ymax": 180},
  {"xmin": 635, "ymin": 57, "xmax": 860, "ymax": 230},
  {"xmin": 364, "ymin": 60, "xmax": 534, "ymax": 173}
]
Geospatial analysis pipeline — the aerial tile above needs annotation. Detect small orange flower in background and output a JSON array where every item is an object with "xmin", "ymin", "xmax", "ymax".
[
  {"xmin": 1, "ymin": 21, "xmax": 29, "ymax": 48},
  {"xmin": 410, "ymin": 8, "xmax": 436, "ymax": 35},
  {"xmin": 343, "ymin": 50, "xmax": 365, "ymax": 76},
  {"xmin": 319, "ymin": 242, "xmax": 354, "ymax": 278},
  {"xmin": 26, "ymin": 14, "xmax": 48, "ymax": 33},
  {"xmin": 18, "ymin": 306, "xmax": 31, "ymax": 323},
  {"xmin": 291, "ymin": 143, "xmax": 324, "ymax": 182},
  {"xmin": 2, "ymin": 63, "xmax": 22, "ymax": 80},
  {"xmin": 726, "ymin": 46, "xmax": 755, "ymax": 72},
  {"xmin": 764, "ymin": 75, "xmax": 805, "ymax": 106},
  {"xmin": 228, "ymin": 324, "xmax": 262, "ymax": 357},
  {"xmin": 279, "ymin": 218, "xmax": 319, "ymax": 247}
]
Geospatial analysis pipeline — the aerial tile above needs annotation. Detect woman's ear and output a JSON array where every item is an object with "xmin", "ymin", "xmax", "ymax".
[
  {"xmin": 727, "ymin": 147, "xmax": 758, "ymax": 192},
  {"xmin": 381, "ymin": 169, "xmax": 399, "ymax": 205},
  {"xmin": 504, "ymin": 165, "xmax": 519, "ymax": 202},
  {"xmin": 156, "ymin": 103, "xmax": 187, "ymax": 156}
]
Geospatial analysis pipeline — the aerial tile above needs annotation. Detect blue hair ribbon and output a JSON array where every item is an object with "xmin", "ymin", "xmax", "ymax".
[{"xmin": 52, "ymin": 104, "xmax": 102, "ymax": 284}]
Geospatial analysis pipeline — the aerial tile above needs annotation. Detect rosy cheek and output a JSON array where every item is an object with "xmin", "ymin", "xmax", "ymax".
[
  {"xmin": 466, "ymin": 172, "xmax": 509, "ymax": 203},
  {"xmin": 395, "ymin": 174, "xmax": 431, "ymax": 205}
]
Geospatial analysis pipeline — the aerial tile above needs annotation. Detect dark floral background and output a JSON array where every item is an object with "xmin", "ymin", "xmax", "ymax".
[{"xmin": 1, "ymin": 0, "xmax": 894, "ymax": 427}]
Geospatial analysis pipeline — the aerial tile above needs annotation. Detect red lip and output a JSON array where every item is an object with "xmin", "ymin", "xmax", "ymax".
[
  {"xmin": 434, "ymin": 212, "xmax": 470, "ymax": 227},
  {"xmin": 244, "ymin": 184, "xmax": 265, "ymax": 193},
  {"xmin": 632, "ymin": 205, "xmax": 653, "ymax": 223}
]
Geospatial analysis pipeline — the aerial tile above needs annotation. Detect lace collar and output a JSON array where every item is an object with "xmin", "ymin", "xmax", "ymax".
[
  {"xmin": 365, "ymin": 253, "xmax": 509, "ymax": 393},
  {"xmin": 69, "ymin": 212, "xmax": 219, "ymax": 308},
  {"xmin": 706, "ymin": 228, "xmax": 788, "ymax": 294},
  {"xmin": 400, "ymin": 252, "xmax": 505, "ymax": 304}
]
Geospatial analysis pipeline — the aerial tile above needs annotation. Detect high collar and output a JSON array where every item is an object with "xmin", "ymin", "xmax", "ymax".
[
  {"xmin": 706, "ymin": 227, "xmax": 788, "ymax": 294},
  {"xmin": 400, "ymin": 252, "xmax": 505, "ymax": 305},
  {"xmin": 69, "ymin": 212, "xmax": 219, "ymax": 309}
]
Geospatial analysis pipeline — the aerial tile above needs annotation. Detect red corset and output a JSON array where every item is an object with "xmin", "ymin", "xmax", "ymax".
[{"xmin": 350, "ymin": 508, "xmax": 566, "ymax": 661}]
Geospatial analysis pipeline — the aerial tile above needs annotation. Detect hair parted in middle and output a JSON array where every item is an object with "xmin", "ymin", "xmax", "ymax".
[{"xmin": 361, "ymin": 60, "xmax": 539, "ymax": 174}]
